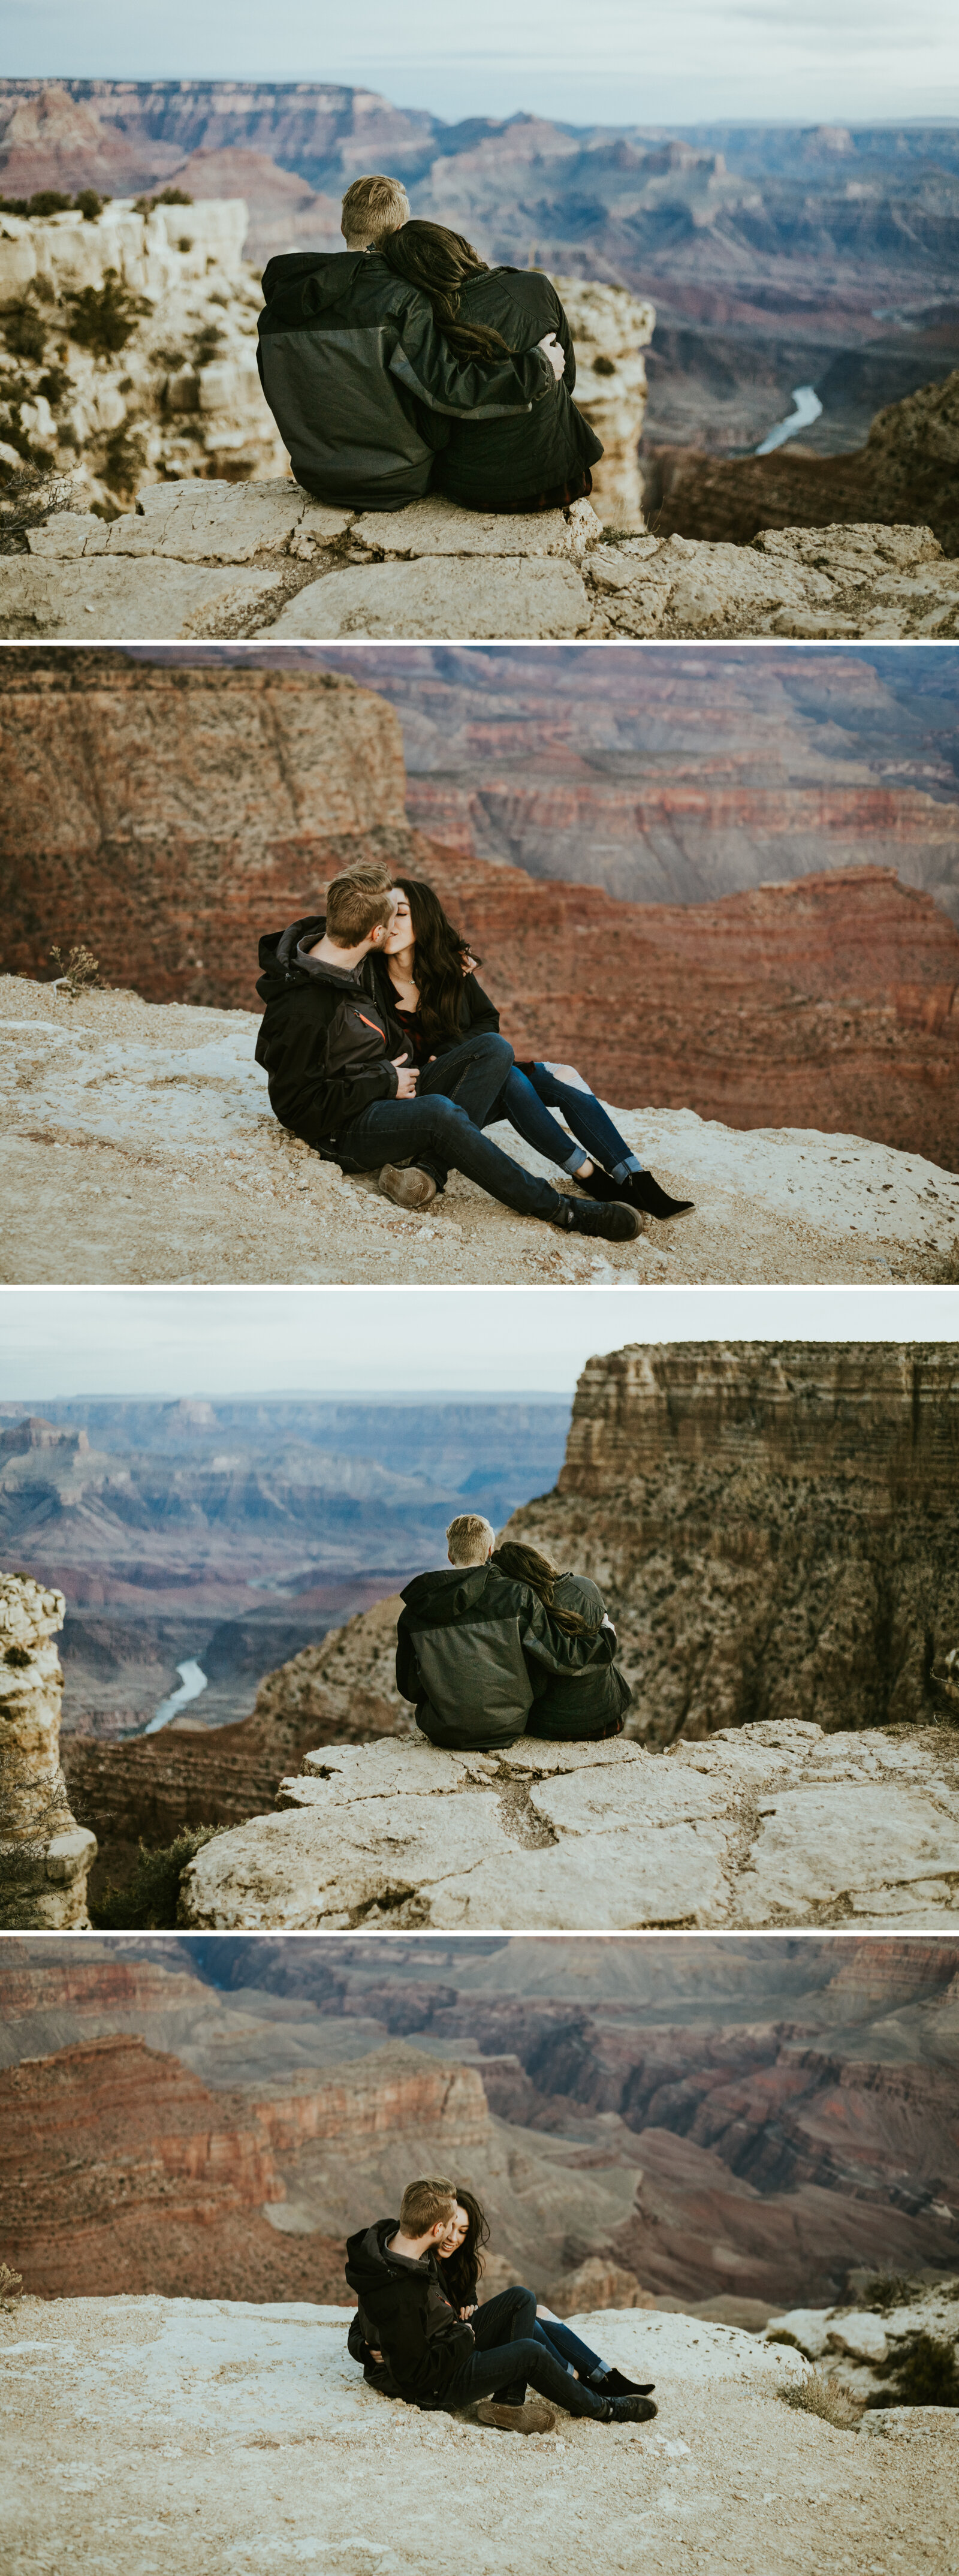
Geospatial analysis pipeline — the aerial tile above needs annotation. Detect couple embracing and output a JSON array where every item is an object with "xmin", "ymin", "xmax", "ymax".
[
  {"xmin": 255, "ymin": 863, "xmax": 693, "ymax": 1242},
  {"xmin": 346, "ymin": 2174, "xmax": 658, "ymax": 2435},
  {"xmin": 258, "ymin": 171, "xmax": 603, "ymax": 517}
]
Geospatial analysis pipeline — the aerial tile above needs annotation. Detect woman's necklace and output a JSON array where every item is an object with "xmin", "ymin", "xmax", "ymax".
[{"xmin": 388, "ymin": 952, "xmax": 420, "ymax": 1009}]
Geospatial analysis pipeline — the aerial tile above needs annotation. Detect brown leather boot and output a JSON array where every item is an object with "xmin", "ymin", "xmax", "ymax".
[
  {"xmin": 475, "ymin": 2399, "xmax": 557, "ymax": 2435},
  {"xmin": 378, "ymin": 1164, "xmax": 438, "ymax": 1210}
]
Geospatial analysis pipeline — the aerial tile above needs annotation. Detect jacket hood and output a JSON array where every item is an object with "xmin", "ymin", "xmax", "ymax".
[
  {"xmin": 401, "ymin": 1565, "xmax": 504, "ymax": 1625},
  {"xmin": 261, "ymin": 249, "xmax": 388, "ymax": 316},
  {"xmin": 345, "ymin": 2219, "xmax": 430, "ymax": 2295},
  {"xmin": 255, "ymin": 917, "xmax": 371, "ymax": 1001}
]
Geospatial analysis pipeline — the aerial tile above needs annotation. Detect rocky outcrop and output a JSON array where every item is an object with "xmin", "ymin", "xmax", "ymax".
[
  {"xmin": 6, "ymin": 2291, "xmax": 956, "ymax": 2576},
  {"xmin": 0, "ymin": 2031, "xmax": 346, "ymax": 2301},
  {"xmin": 765, "ymin": 2281, "xmax": 959, "ymax": 2411},
  {"xmin": 0, "ymin": 198, "xmax": 287, "ymax": 512},
  {"xmin": 177, "ymin": 1719, "xmax": 959, "ymax": 1933},
  {"xmin": 508, "ymin": 1340, "xmax": 959, "ymax": 1743},
  {"xmin": 0, "ymin": 1571, "xmax": 95, "ymax": 1927},
  {"xmin": 646, "ymin": 371, "xmax": 959, "ymax": 559},
  {"xmin": 6, "ymin": 478, "xmax": 959, "ymax": 637},
  {"xmin": 550, "ymin": 276, "xmax": 653, "ymax": 527}
]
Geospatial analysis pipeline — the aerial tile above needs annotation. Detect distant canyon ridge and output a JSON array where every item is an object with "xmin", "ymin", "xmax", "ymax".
[
  {"xmin": 2, "ymin": 82, "xmax": 958, "ymax": 458},
  {"xmin": 2, "ymin": 647, "xmax": 958, "ymax": 1167}
]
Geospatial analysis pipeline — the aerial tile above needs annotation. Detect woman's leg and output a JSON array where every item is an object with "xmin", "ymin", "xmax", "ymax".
[
  {"xmin": 523, "ymin": 1063, "xmax": 645, "ymax": 1180},
  {"xmin": 533, "ymin": 2316, "xmax": 607, "ymax": 2381},
  {"xmin": 497, "ymin": 1065, "xmax": 595, "ymax": 1179}
]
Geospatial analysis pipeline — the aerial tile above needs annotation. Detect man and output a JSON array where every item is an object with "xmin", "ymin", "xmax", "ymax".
[
  {"xmin": 255, "ymin": 875, "xmax": 641, "ymax": 1245},
  {"xmin": 256, "ymin": 169, "xmax": 565, "ymax": 510},
  {"xmin": 395, "ymin": 1514, "xmax": 617, "ymax": 1750},
  {"xmin": 345, "ymin": 2174, "xmax": 657, "ymax": 2434}
]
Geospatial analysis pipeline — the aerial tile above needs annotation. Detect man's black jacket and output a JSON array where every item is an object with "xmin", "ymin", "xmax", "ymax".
[
  {"xmin": 433, "ymin": 266, "xmax": 603, "ymax": 509},
  {"xmin": 255, "ymin": 915, "xmax": 409, "ymax": 1153},
  {"xmin": 257, "ymin": 250, "xmax": 555, "ymax": 511},
  {"xmin": 396, "ymin": 1562, "xmax": 616, "ymax": 1751},
  {"xmin": 345, "ymin": 2219, "xmax": 474, "ymax": 2407}
]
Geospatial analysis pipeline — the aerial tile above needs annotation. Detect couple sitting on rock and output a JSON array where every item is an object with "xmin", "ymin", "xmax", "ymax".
[
  {"xmin": 396, "ymin": 1514, "xmax": 630, "ymax": 1749},
  {"xmin": 257, "ymin": 170, "xmax": 602, "ymax": 516},
  {"xmin": 346, "ymin": 2174, "xmax": 658, "ymax": 2434},
  {"xmin": 255, "ymin": 862, "xmax": 693, "ymax": 1240}
]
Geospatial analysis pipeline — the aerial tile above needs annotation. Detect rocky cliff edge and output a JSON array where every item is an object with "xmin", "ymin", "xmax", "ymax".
[
  {"xmin": 0, "ymin": 1571, "xmax": 96, "ymax": 1927},
  {"xmin": 5, "ymin": 480, "xmax": 959, "ymax": 640}
]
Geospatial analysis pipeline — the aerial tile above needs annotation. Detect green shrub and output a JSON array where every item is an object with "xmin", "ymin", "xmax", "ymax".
[
  {"xmin": 91, "ymin": 1825, "xmax": 227, "ymax": 1930},
  {"xmin": 134, "ymin": 187, "xmax": 194, "ymax": 212},
  {"xmin": 65, "ymin": 270, "xmax": 147, "ymax": 357},
  {"xmin": 863, "ymin": 2276, "xmax": 915, "ymax": 2314},
  {"xmin": 76, "ymin": 189, "xmax": 106, "ymax": 222},
  {"xmin": 4, "ymin": 305, "xmax": 46, "ymax": 363},
  {"xmin": 876, "ymin": 2333, "xmax": 959, "ymax": 2409},
  {"xmin": 100, "ymin": 421, "xmax": 147, "ymax": 499},
  {"xmin": 28, "ymin": 190, "xmax": 73, "ymax": 216}
]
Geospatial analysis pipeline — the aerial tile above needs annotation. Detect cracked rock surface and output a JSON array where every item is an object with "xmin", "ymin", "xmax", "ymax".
[
  {"xmin": 5, "ymin": 479, "xmax": 959, "ymax": 638},
  {"xmin": 14, "ymin": 2293, "xmax": 955, "ymax": 2576},
  {"xmin": 0, "ymin": 1571, "xmax": 96, "ymax": 1927},
  {"xmin": 177, "ymin": 1720, "xmax": 959, "ymax": 1932}
]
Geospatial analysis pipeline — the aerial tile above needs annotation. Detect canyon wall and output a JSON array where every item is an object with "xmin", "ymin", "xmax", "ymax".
[
  {"xmin": 0, "ymin": 1568, "xmax": 95, "ymax": 1927},
  {"xmin": 646, "ymin": 371, "xmax": 959, "ymax": 559},
  {"xmin": 505, "ymin": 1340, "xmax": 959, "ymax": 1742},
  {"xmin": 2, "ymin": 649, "xmax": 958, "ymax": 1164}
]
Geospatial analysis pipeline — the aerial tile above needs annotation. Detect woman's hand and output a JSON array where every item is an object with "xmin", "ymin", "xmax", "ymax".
[
  {"xmin": 391, "ymin": 1052, "xmax": 418, "ymax": 1099},
  {"xmin": 538, "ymin": 333, "xmax": 565, "ymax": 382},
  {"xmin": 460, "ymin": 2304, "xmax": 477, "ymax": 2321},
  {"xmin": 369, "ymin": 2348, "xmax": 384, "ymax": 2364}
]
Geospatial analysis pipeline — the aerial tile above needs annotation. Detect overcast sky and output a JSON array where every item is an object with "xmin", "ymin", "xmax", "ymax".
[
  {"xmin": 6, "ymin": 0, "xmax": 958, "ymax": 126},
  {"xmin": 1, "ymin": 1287, "xmax": 955, "ymax": 1402}
]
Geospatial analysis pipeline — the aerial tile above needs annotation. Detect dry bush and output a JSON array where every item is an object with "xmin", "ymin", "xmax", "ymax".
[
  {"xmin": 0, "ymin": 2263, "xmax": 23, "ymax": 2312},
  {"xmin": 0, "ymin": 462, "xmax": 80, "ymax": 550},
  {"xmin": 779, "ymin": 2370, "xmax": 861, "ymax": 2430},
  {"xmin": 49, "ymin": 944, "xmax": 101, "ymax": 1000}
]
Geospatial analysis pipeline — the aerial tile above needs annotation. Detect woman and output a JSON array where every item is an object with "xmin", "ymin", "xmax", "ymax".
[
  {"xmin": 375, "ymin": 876, "xmax": 694, "ymax": 1224},
  {"xmin": 379, "ymin": 220, "xmax": 602, "ymax": 516},
  {"xmin": 436, "ymin": 2191, "xmax": 653, "ymax": 2400},
  {"xmin": 491, "ymin": 1540, "xmax": 631, "ymax": 1741}
]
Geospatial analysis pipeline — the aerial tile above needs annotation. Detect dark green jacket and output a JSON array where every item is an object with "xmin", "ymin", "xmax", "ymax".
[
  {"xmin": 396, "ymin": 1562, "xmax": 616, "ymax": 1751},
  {"xmin": 257, "ymin": 250, "xmax": 555, "ymax": 511},
  {"xmin": 433, "ymin": 267, "xmax": 603, "ymax": 510},
  {"xmin": 526, "ymin": 1572, "xmax": 633, "ymax": 1740}
]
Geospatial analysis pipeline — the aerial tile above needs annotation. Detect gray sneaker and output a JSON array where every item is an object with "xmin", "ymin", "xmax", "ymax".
[{"xmin": 378, "ymin": 1164, "xmax": 438, "ymax": 1210}]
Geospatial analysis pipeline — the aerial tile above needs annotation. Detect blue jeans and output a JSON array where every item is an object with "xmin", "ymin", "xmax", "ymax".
[
  {"xmin": 441, "ymin": 2286, "xmax": 612, "ymax": 2420},
  {"xmin": 535, "ymin": 2315, "xmax": 606, "ymax": 2379},
  {"xmin": 500, "ymin": 1063, "xmax": 644, "ymax": 1180},
  {"xmin": 339, "ymin": 1034, "xmax": 569, "ymax": 1226}
]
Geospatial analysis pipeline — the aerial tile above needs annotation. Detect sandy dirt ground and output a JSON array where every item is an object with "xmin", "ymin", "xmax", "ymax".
[
  {"xmin": 3, "ymin": 981, "xmax": 958, "ymax": 1287},
  {"xmin": 2, "ymin": 2295, "xmax": 955, "ymax": 2576}
]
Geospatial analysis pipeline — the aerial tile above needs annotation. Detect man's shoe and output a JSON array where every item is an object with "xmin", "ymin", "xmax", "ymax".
[
  {"xmin": 599, "ymin": 2367, "xmax": 657, "ymax": 2399},
  {"xmin": 626, "ymin": 1170, "xmax": 695, "ymax": 1224},
  {"xmin": 475, "ymin": 2399, "xmax": 557, "ymax": 2435},
  {"xmin": 378, "ymin": 1164, "xmax": 438, "ymax": 1210},
  {"xmin": 563, "ymin": 1199, "xmax": 641, "ymax": 1243},
  {"xmin": 606, "ymin": 2394, "xmax": 658, "ymax": 2424}
]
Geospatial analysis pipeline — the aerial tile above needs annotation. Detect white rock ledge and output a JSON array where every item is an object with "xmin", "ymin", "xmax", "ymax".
[
  {"xmin": 4, "ymin": 479, "xmax": 959, "ymax": 638},
  {"xmin": 177, "ymin": 1720, "xmax": 959, "ymax": 1932}
]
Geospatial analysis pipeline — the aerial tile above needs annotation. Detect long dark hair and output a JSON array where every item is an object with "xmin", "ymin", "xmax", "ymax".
[
  {"xmin": 492, "ymin": 1539, "xmax": 595, "ymax": 1637},
  {"xmin": 380, "ymin": 221, "xmax": 513, "ymax": 363},
  {"xmin": 392, "ymin": 875, "xmax": 481, "ymax": 1043},
  {"xmin": 437, "ymin": 2188, "xmax": 490, "ymax": 2309}
]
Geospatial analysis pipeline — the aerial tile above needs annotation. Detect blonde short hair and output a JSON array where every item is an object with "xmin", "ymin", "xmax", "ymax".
[
  {"xmin": 399, "ymin": 2176, "xmax": 457, "ymax": 2235},
  {"xmin": 447, "ymin": 1514, "xmax": 494, "ymax": 1567},
  {"xmin": 342, "ymin": 174, "xmax": 411, "ymax": 248}
]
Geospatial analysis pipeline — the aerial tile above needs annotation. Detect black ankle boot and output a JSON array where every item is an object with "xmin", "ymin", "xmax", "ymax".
[{"xmin": 626, "ymin": 1170, "xmax": 695, "ymax": 1223}]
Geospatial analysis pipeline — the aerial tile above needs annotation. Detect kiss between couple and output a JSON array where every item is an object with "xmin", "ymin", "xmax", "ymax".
[
  {"xmin": 346, "ymin": 2175, "xmax": 658, "ymax": 2435},
  {"xmin": 255, "ymin": 864, "xmax": 693, "ymax": 1243},
  {"xmin": 257, "ymin": 171, "xmax": 603, "ymax": 516}
]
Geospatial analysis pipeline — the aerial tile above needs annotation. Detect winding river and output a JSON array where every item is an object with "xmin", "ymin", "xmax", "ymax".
[
  {"xmin": 755, "ymin": 384, "xmax": 823, "ymax": 455},
  {"xmin": 144, "ymin": 1658, "xmax": 209, "ymax": 1736}
]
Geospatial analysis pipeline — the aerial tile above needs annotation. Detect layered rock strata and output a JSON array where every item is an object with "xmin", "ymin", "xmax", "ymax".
[
  {"xmin": 508, "ymin": 1340, "xmax": 959, "ymax": 1743},
  {"xmin": 645, "ymin": 370, "xmax": 959, "ymax": 559},
  {"xmin": 5, "ymin": 479, "xmax": 959, "ymax": 637},
  {"xmin": 0, "ymin": 1570, "xmax": 95, "ymax": 1926},
  {"xmin": 177, "ymin": 1720, "xmax": 959, "ymax": 1933}
]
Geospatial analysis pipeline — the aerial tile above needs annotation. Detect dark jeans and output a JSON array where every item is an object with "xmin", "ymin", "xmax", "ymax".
[
  {"xmin": 502, "ymin": 1063, "xmax": 641, "ymax": 1178},
  {"xmin": 339, "ymin": 1033, "xmax": 568, "ymax": 1227},
  {"xmin": 535, "ymin": 2315, "xmax": 606, "ymax": 2379},
  {"xmin": 442, "ymin": 2286, "xmax": 611, "ymax": 2420}
]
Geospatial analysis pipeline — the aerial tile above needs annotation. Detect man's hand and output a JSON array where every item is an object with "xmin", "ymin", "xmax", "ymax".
[
  {"xmin": 538, "ymin": 332, "xmax": 565, "ymax": 382},
  {"xmin": 460, "ymin": 2304, "xmax": 477, "ymax": 2321},
  {"xmin": 391, "ymin": 1052, "xmax": 418, "ymax": 1099},
  {"xmin": 370, "ymin": 2347, "xmax": 384, "ymax": 2364}
]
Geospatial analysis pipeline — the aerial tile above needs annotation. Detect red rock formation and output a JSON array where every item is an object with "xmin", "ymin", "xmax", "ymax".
[
  {"xmin": 0, "ymin": 2034, "xmax": 348, "ymax": 2302},
  {"xmin": 645, "ymin": 371, "xmax": 959, "ymax": 556}
]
